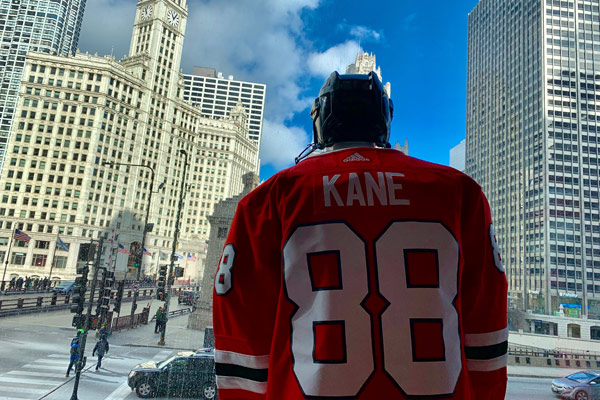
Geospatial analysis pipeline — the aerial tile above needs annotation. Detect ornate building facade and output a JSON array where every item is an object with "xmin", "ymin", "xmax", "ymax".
[
  {"xmin": 0, "ymin": 0, "xmax": 260, "ymax": 283},
  {"xmin": 0, "ymin": 0, "xmax": 86, "ymax": 173}
]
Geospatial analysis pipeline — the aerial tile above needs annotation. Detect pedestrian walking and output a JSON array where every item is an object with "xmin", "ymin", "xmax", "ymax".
[
  {"xmin": 66, "ymin": 338, "xmax": 79, "ymax": 377},
  {"xmin": 92, "ymin": 337, "xmax": 109, "ymax": 370},
  {"xmin": 98, "ymin": 323, "xmax": 109, "ymax": 340},
  {"xmin": 154, "ymin": 306, "xmax": 164, "ymax": 334}
]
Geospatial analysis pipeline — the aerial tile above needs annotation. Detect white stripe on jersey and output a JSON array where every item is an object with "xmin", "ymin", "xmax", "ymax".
[
  {"xmin": 466, "ymin": 353, "xmax": 508, "ymax": 372},
  {"xmin": 464, "ymin": 327, "xmax": 508, "ymax": 347},
  {"xmin": 217, "ymin": 375, "xmax": 267, "ymax": 394},
  {"xmin": 215, "ymin": 349, "xmax": 269, "ymax": 369}
]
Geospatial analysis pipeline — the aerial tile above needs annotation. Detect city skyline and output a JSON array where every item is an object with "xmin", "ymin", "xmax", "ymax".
[{"xmin": 77, "ymin": 0, "xmax": 480, "ymax": 179}]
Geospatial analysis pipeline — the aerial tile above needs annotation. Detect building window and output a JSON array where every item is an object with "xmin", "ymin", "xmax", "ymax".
[
  {"xmin": 55, "ymin": 256, "xmax": 67, "ymax": 269},
  {"xmin": 32, "ymin": 254, "xmax": 47, "ymax": 267},
  {"xmin": 11, "ymin": 253, "xmax": 26, "ymax": 265},
  {"xmin": 35, "ymin": 240, "xmax": 49, "ymax": 249}
]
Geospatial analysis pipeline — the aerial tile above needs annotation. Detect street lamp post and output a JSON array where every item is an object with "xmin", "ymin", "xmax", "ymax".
[
  {"xmin": 102, "ymin": 161, "xmax": 162, "ymax": 324},
  {"xmin": 159, "ymin": 149, "xmax": 189, "ymax": 346}
]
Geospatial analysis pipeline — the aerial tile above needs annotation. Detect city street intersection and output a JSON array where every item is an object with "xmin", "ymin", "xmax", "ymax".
[
  {"xmin": 0, "ymin": 300, "xmax": 582, "ymax": 399},
  {"xmin": 0, "ymin": 297, "xmax": 201, "ymax": 399}
]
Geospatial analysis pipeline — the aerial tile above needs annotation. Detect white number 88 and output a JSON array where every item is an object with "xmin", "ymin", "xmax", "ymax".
[{"xmin": 283, "ymin": 221, "xmax": 461, "ymax": 397}]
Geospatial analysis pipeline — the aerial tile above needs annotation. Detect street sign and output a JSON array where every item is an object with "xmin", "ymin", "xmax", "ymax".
[{"xmin": 132, "ymin": 284, "xmax": 139, "ymax": 293}]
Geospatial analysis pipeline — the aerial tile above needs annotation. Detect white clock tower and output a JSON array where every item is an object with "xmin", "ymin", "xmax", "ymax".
[{"xmin": 129, "ymin": 0, "xmax": 187, "ymax": 98}]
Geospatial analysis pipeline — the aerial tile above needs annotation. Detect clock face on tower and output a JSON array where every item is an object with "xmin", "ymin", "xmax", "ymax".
[
  {"xmin": 141, "ymin": 5, "xmax": 153, "ymax": 21},
  {"xmin": 167, "ymin": 9, "xmax": 180, "ymax": 27}
]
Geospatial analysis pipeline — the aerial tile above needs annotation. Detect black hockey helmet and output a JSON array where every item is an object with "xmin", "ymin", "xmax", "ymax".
[{"xmin": 310, "ymin": 71, "xmax": 393, "ymax": 149}]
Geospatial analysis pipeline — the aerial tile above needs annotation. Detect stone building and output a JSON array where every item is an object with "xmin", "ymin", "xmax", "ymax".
[
  {"xmin": 188, "ymin": 172, "xmax": 259, "ymax": 331},
  {"xmin": 0, "ymin": 0, "xmax": 87, "ymax": 173},
  {"xmin": 0, "ymin": 0, "xmax": 261, "ymax": 283}
]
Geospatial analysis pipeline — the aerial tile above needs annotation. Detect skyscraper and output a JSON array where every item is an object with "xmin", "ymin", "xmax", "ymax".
[
  {"xmin": 466, "ymin": 0, "xmax": 600, "ymax": 317},
  {"xmin": 183, "ymin": 67, "xmax": 266, "ymax": 144},
  {"xmin": 0, "ymin": 0, "xmax": 86, "ymax": 172},
  {"xmin": 450, "ymin": 139, "xmax": 465, "ymax": 172}
]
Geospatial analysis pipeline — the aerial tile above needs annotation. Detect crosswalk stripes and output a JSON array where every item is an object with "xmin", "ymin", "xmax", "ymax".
[
  {"xmin": 0, "ymin": 353, "xmax": 69, "ymax": 400},
  {"xmin": 0, "ymin": 348, "xmax": 178, "ymax": 400}
]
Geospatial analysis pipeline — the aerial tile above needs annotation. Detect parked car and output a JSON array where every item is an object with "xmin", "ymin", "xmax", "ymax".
[
  {"xmin": 178, "ymin": 291, "xmax": 199, "ymax": 306},
  {"xmin": 52, "ymin": 281, "xmax": 75, "ymax": 295},
  {"xmin": 128, "ymin": 348, "xmax": 217, "ymax": 399},
  {"xmin": 552, "ymin": 370, "xmax": 600, "ymax": 399}
]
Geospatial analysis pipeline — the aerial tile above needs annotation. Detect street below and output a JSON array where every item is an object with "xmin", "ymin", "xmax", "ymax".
[{"xmin": 0, "ymin": 303, "xmax": 583, "ymax": 399}]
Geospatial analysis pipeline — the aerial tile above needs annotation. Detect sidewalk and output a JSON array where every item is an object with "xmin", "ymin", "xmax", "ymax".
[
  {"xmin": 110, "ymin": 301, "xmax": 205, "ymax": 351},
  {"xmin": 508, "ymin": 365, "xmax": 581, "ymax": 379}
]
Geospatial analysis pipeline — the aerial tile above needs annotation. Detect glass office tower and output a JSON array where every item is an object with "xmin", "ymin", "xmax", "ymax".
[
  {"xmin": 467, "ymin": 0, "xmax": 600, "ymax": 317},
  {"xmin": 0, "ymin": 0, "xmax": 86, "ymax": 172}
]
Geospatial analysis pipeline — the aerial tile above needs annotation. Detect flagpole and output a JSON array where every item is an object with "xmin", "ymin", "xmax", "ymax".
[
  {"xmin": 1, "ymin": 229, "xmax": 16, "ymax": 291},
  {"xmin": 47, "ymin": 231, "xmax": 59, "ymax": 283}
]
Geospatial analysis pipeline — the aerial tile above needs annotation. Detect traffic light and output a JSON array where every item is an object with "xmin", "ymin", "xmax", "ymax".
[
  {"xmin": 96, "ymin": 288, "xmax": 111, "ymax": 315},
  {"xmin": 104, "ymin": 270, "xmax": 115, "ymax": 289},
  {"xmin": 72, "ymin": 314, "xmax": 85, "ymax": 329},
  {"xmin": 113, "ymin": 281, "xmax": 124, "ymax": 313},
  {"xmin": 174, "ymin": 266, "xmax": 184, "ymax": 278},
  {"xmin": 71, "ymin": 264, "xmax": 88, "ymax": 328},
  {"xmin": 156, "ymin": 264, "xmax": 167, "ymax": 300},
  {"xmin": 95, "ymin": 269, "xmax": 113, "ymax": 319},
  {"xmin": 78, "ymin": 243, "xmax": 93, "ymax": 262}
]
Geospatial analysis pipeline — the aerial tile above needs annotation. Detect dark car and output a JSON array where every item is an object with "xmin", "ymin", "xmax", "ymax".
[
  {"xmin": 52, "ymin": 281, "xmax": 75, "ymax": 295},
  {"xmin": 128, "ymin": 348, "xmax": 217, "ymax": 399},
  {"xmin": 178, "ymin": 291, "xmax": 198, "ymax": 306},
  {"xmin": 551, "ymin": 370, "xmax": 600, "ymax": 400}
]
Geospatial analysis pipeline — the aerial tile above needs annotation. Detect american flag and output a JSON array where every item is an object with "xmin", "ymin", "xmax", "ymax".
[
  {"xmin": 14, "ymin": 229, "xmax": 31, "ymax": 242},
  {"xmin": 143, "ymin": 248, "xmax": 151, "ymax": 256},
  {"xmin": 117, "ymin": 244, "xmax": 131, "ymax": 255},
  {"xmin": 187, "ymin": 253, "xmax": 197, "ymax": 262}
]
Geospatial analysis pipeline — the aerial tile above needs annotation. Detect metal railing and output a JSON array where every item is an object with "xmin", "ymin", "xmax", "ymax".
[
  {"xmin": 509, "ymin": 343, "xmax": 600, "ymax": 360},
  {"xmin": 0, "ymin": 288, "xmax": 155, "ymax": 317}
]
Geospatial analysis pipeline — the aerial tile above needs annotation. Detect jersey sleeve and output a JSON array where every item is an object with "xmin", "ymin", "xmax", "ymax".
[
  {"xmin": 212, "ymin": 182, "xmax": 282, "ymax": 400},
  {"xmin": 460, "ymin": 182, "xmax": 508, "ymax": 400}
]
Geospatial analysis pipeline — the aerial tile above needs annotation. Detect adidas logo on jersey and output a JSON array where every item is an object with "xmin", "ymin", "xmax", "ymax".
[{"xmin": 342, "ymin": 152, "xmax": 370, "ymax": 162}]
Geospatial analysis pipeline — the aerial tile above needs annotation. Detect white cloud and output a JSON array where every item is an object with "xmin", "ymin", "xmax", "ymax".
[
  {"xmin": 260, "ymin": 120, "xmax": 311, "ymax": 170},
  {"xmin": 349, "ymin": 26, "xmax": 382, "ymax": 42},
  {"xmin": 307, "ymin": 41, "xmax": 363, "ymax": 78},
  {"xmin": 77, "ymin": 0, "xmax": 368, "ymax": 171}
]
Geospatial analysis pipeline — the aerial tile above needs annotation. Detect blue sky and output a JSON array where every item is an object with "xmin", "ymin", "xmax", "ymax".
[{"xmin": 78, "ymin": 0, "xmax": 481, "ymax": 181}]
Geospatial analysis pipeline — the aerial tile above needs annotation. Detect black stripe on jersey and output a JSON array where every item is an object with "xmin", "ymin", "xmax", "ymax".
[
  {"xmin": 215, "ymin": 362, "xmax": 268, "ymax": 382},
  {"xmin": 464, "ymin": 341, "xmax": 508, "ymax": 360}
]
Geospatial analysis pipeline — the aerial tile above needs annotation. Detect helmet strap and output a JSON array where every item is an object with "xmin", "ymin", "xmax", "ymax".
[{"xmin": 294, "ymin": 143, "xmax": 320, "ymax": 164}]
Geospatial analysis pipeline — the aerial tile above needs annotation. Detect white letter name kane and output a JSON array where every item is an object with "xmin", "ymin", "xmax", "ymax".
[{"xmin": 323, "ymin": 172, "xmax": 410, "ymax": 207}]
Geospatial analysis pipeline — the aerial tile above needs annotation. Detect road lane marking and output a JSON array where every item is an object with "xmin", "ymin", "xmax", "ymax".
[
  {"xmin": 6, "ymin": 371, "xmax": 66, "ymax": 378},
  {"xmin": 0, "ymin": 376, "xmax": 57, "ymax": 386},
  {"xmin": 0, "ymin": 387, "xmax": 50, "ymax": 395}
]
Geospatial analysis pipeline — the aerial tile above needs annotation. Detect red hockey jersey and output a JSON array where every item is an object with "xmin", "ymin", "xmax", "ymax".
[{"xmin": 213, "ymin": 147, "xmax": 508, "ymax": 400}]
